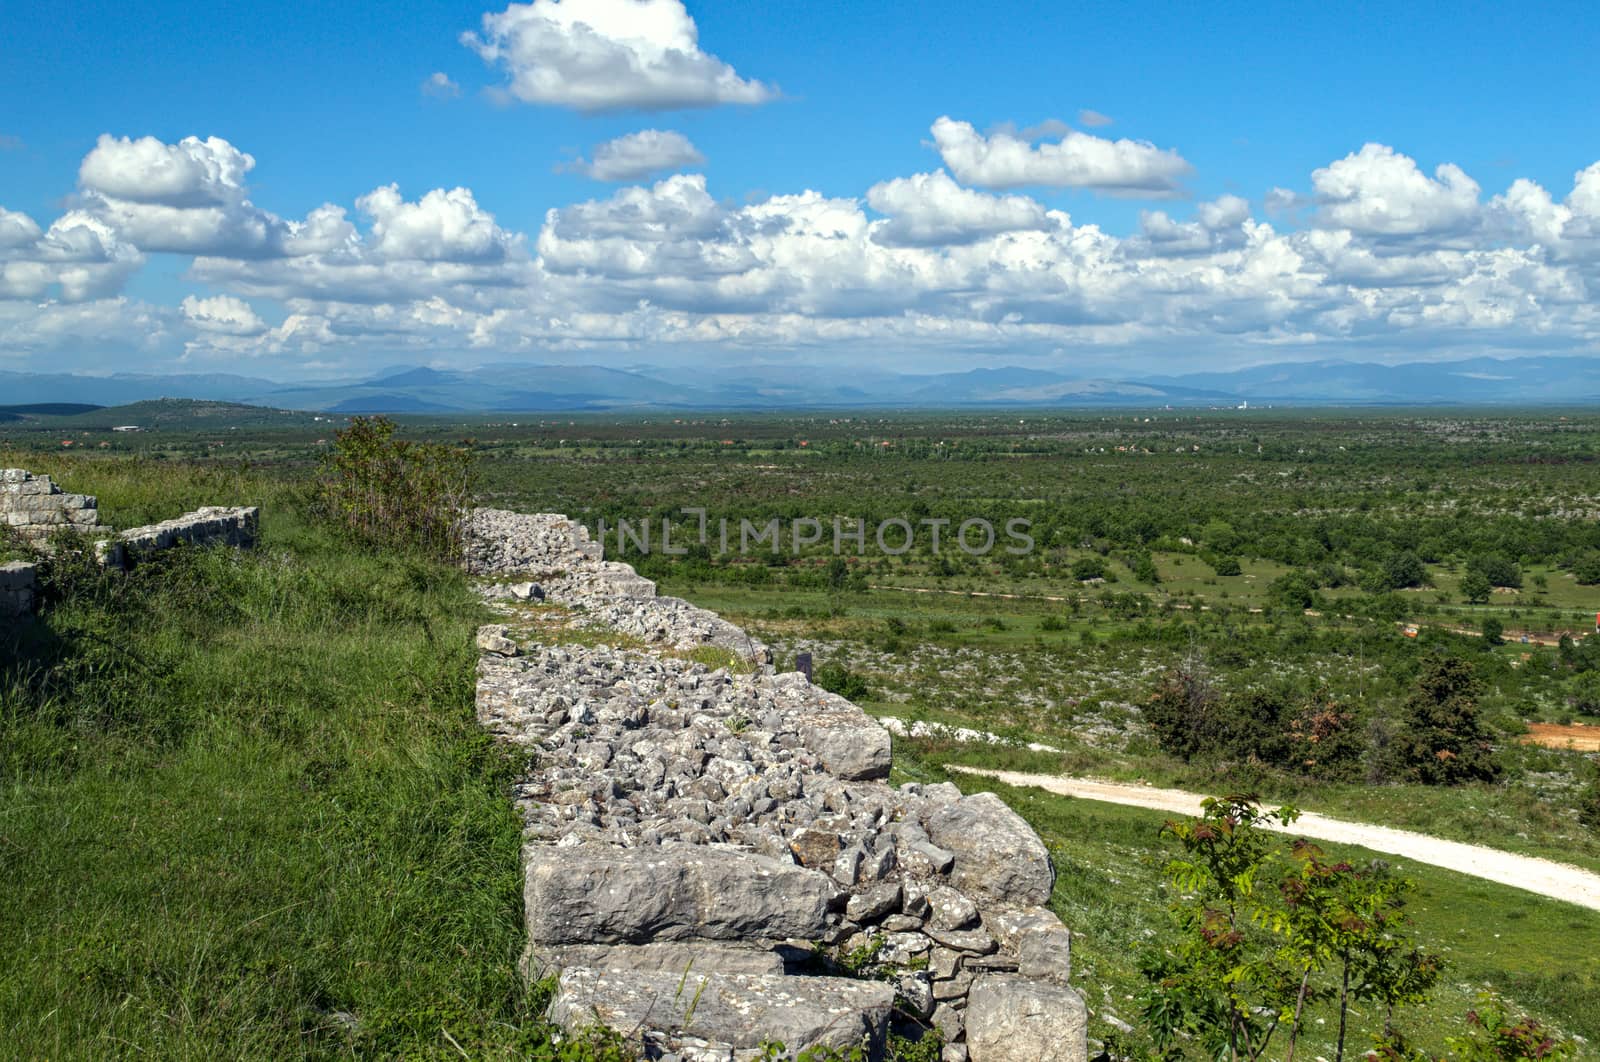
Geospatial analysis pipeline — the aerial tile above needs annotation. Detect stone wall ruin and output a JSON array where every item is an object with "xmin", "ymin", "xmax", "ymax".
[
  {"xmin": 0, "ymin": 469, "xmax": 259, "ymax": 612},
  {"xmin": 2, "ymin": 469, "xmax": 101, "ymax": 537},
  {"xmin": 468, "ymin": 509, "xmax": 1088, "ymax": 1062},
  {"xmin": 96, "ymin": 506, "xmax": 259, "ymax": 570}
]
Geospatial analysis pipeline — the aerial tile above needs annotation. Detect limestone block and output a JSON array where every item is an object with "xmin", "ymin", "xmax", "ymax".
[
  {"xmin": 550, "ymin": 966, "xmax": 892, "ymax": 1057},
  {"xmin": 964, "ymin": 976, "xmax": 1087, "ymax": 1062},
  {"xmin": 989, "ymin": 907, "xmax": 1072, "ymax": 985},
  {"xmin": 925, "ymin": 793, "xmax": 1054, "ymax": 909},
  {"xmin": 523, "ymin": 844, "xmax": 837, "ymax": 945},
  {"xmin": 529, "ymin": 941, "xmax": 788, "ymax": 978}
]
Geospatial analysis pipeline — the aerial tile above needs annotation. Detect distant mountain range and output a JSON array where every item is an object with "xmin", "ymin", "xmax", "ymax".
[{"xmin": 2, "ymin": 355, "xmax": 1597, "ymax": 412}]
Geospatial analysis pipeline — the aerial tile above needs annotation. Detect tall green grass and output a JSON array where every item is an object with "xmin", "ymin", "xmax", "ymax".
[{"xmin": 0, "ymin": 455, "xmax": 559, "ymax": 1057}]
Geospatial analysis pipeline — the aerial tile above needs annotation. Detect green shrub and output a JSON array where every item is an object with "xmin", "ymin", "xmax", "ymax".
[
  {"xmin": 815, "ymin": 662, "xmax": 870, "ymax": 701},
  {"xmin": 1070, "ymin": 556, "xmax": 1105, "ymax": 581},
  {"xmin": 315, "ymin": 416, "xmax": 477, "ymax": 562},
  {"xmin": 1131, "ymin": 553, "xmax": 1160, "ymax": 585},
  {"xmin": 1578, "ymin": 775, "xmax": 1600, "ymax": 829},
  {"xmin": 1269, "ymin": 571, "xmax": 1317, "ymax": 610},
  {"xmin": 1445, "ymin": 994, "xmax": 1577, "ymax": 1061},
  {"xmin": 1209, "ymin": 554, "xmax": 1242, "ymax": 577}
]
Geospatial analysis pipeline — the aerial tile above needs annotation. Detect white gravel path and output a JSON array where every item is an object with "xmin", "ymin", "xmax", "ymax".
[{"xmin": 947, "ymin": 766, "xmax": 1600, "ymax": 913}]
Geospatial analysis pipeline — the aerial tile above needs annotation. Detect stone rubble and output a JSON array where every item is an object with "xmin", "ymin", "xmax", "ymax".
[
  {"xmin": 467, "ymin": 508, "xmax": 768, "ymax": 661},
  {"xmin": 470, "ymin": 510, "xmax": 1088, "ymax": 1062}
]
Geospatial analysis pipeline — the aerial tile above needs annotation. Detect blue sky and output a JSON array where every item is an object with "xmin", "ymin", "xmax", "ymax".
[{"xmin": 2, "ymin": 0, "xmax": 1598, "ymax": 378}]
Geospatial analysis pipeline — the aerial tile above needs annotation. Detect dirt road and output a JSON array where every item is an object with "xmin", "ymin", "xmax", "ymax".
[{"xmin": 947, "ymin": 767, "xmax": 1600, "ymax": 912}]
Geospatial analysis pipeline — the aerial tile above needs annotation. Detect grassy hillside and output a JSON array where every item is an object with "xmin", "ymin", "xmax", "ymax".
[{"xmin": 0, "ymin": 454, "xmax": 567, "ymax": 1058}]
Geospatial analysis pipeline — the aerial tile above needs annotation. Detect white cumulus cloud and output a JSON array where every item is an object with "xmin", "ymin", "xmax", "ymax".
[
  {"xmin": 1311, "ymin": 143, "xmax": 1482, "ymax": 238},
  {"xmin": 931, "ymin": 116, "xmax": 1192, "ymax": 195},
  {"xmin": 569, "ymin": 129, "xmax": 705, "ymax": 181},
  {"xmin": 0, "ymin": 207, "xmax": 43, "ymax": 250},
  {"xmin": 356, "ymin": 184, "xmax": 520, "ymax": 263},
  {"xmin": 181, "ymin": 293, "xmax": 268, "ymax": 335},
  {"xmin": 0, "ymin": 208, "xmax": 143, "ymax": 302},
  {"xmin": 867, "ymin": 170, "xmax": 1052, "ymax": 247},
  {"xmin": 1134, "ymin": 195, "xmax": 1253, "ymax": 256},
  {"xmin": 462, "ymin": 0, "xmax": 774, "ymax": 112},
  {"xmin": 79, "ymin": 134, "xmax": 255, "ymax": 208},
  {"xmin": 6, "ymin": 127, "xmax": 1600, "ymax": 372},
  {"xmin": 74, "ymin": 133, "xmax": 301, "ymax": 256}
]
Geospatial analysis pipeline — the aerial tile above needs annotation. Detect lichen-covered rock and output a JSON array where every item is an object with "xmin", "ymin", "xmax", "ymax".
[
  {"xmin": 798, "ymin": 719, "xmax": 892, "ymax": 782},
  {"xmin": 524, "ymin": 845, "xmax": 837, "ymax": 945},
  {"xmin": 924, "ymin": 793, "xmax": 1054, "ymax": 908},
  {"xmin": 529, "ymin": 941, "xmax": 790, "ymax": 978},
  {"xmin": 964, "ymin": 976, "xmax": 1088, "ymax": 1062},
  {"xmin": 989, "ymin": 908, "xmax": 1073, "ymax": 985},
  {"xmin": 550, "ymin": 966, "xmax": 894, "ymax": 1057}
]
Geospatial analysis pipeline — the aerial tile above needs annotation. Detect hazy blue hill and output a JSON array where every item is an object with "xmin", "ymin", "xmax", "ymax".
[
  {"xmin": 363, "ymin": 367, "xmax": 465, "ymax": 390},
  {"xmin": 0, "ymin": 398, "xmax": 323, "ymax": 430},
  {"xmin": 474, "ymin": 363, "xmax": 705, "ymax": 403},
  {"xmin": 6, "ymin": 355, "xmax": 1600, "ymax": 411},
  {"xmin": 1157, "ymin": 355, "xmax": 1600, "ymax": 403},
  {"xmin": 0, "ymin": 371, "xmax": 277, "ymax": 406},
  {"xmin": 326, "ymin": 394, "xmax": 461, "ymax": 413}
]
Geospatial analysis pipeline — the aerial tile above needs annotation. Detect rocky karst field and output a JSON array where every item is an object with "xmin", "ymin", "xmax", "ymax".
[{"xmin": 4, "ymin": 410, "xmax": 1600, "ymax": 1058}]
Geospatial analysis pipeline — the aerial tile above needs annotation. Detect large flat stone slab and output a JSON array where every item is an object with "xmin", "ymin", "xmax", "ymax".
[
  {"xmin": 524, "ymin": 844, "xmax": 837, "ymax": 945},
  {"xmin": 550, "ymin": 966, "xmax": 893, "ymax": 1056},
  {"xmin": 528, "ymin": 940, "xmax": 790, "ymax": 978}
]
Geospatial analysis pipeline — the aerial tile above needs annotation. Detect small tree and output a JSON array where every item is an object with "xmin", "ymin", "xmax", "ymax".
[
  {"xmin": 1460, "ymin": 570, "xmax": 1493, "ymax": 605},
  {"xmin": 1577, "ymin": 767, "xmax": 1600, "ymax": 829},
  {"xmin": 1270, "ymin": 571, "xmax": 1316, "ymax": 610},
  {"xmin": 1145, "ymin": 798, "xmax": 1441, "ymax": 1062},
  {"xmin": 1393, "ymin": 656, "xmax": 1499, "ymax": 785},
  {"xmin": 1133, "ymin": 553, "xmax": 1161, "ymax": 585},
  {"xmin": 826, "ymin": 556, "xmax": 850, "ymax": 592},
  {"xmin": 1481, "ymin": 616, "xmax": 1504, "ymax": 647},
  {"xmin": 1145, "ymin": 659, "xmax": 1220, "ymax": 762},
  {"xmin": 1071, "ymin": 556, "xmax": 1106, "ymax": 581},
  {"xmin": 316, "ymin": 416, "xmax": 478, "ymax": 562},
  {"xmin": 1143, "ymin": 796, "xmax": 1301, "ymax": 1061},
  {"xmin": 1378, "ymin": 551, "xmax": 1429, "ymax": 591},
  {"xmin": 1468, "ymin": 553, "xmax": 1522, "ymax": 590}
]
